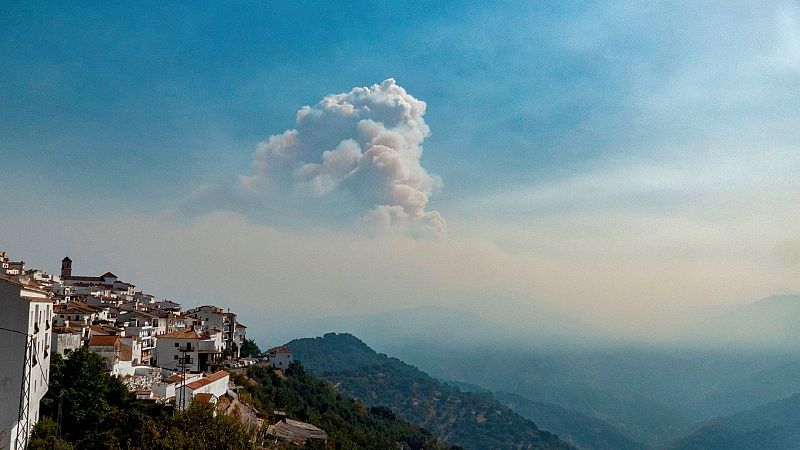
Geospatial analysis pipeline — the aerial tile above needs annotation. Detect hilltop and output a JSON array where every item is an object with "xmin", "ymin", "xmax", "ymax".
[{"xmin": 286, "ymin": 332, "xmax": 574, "ymax": 450}]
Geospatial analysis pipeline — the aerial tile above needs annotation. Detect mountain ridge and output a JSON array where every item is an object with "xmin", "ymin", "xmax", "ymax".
[
  {"xmin": 669, "ymin": 391, "xmax": 800, "ymax": 450},
  {"xmin": 286, "ymin": 332, "xmax": 575, "ymax": 450}
]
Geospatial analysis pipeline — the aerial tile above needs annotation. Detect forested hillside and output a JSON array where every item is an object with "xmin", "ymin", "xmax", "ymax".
[
  {"xmin": 29, "ymin": 348, "xmax": 446, "ymax": 450},
  {"xmin": 30, "ymin": 349, "xmax": 259, "ymax": 450},
  {"xmin": 287, "ymin": 333, "xmax": 574, "ymax": 450},
  {"xmin": 235, "ymin": 362, "xmax": 449, "ymax": 449}
]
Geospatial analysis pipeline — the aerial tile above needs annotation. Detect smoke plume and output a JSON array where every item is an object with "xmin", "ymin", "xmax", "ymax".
[{"xmin": 243, "ymin": 79, "xmax": 446, "ymax": 238}]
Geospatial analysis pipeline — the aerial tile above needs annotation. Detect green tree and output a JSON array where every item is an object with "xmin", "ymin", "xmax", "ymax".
[
  {"xmin": 28, "ymin": 417, "xmax": 74, "ymax": 450},
  {"xmin": 36, "ymin": 348, "xmax": 260, "ymax": 449},
  {"xmin": 239, "ymin": 338, "xmax": 261, "ymax": 358},
  {"xmin": 160, "ymin": 403, "xmax": 262, "ymax": 450}
]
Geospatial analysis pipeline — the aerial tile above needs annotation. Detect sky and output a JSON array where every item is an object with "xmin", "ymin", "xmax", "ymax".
[{"xmin": 1, "ymin": 1, "xmax": 799, "ymax": 340}]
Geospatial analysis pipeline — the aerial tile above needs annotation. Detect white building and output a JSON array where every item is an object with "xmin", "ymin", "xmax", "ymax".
[
  {"xmin": 267, "ymin": 347, "xmax": 293, "ymax": 370},
  {"xmin": 87, "ymin": 335, "xmax": 142, "ymax": 376},
  {"xmin": 177, "ymin": 370, "xmax": 230, "ymax": 410},
  {"xmin": 186, "ymin": 305, "xmax": 242, "ymax": 356},
  {"xmin": 234, "ymin": 323, "xmax": 247, "ymax": 349},
  {"xmin": 117, "ymin": 312, "xmax": 156, "ymax": 365},
  {"xmin": 0, "ymin": 276, "xmax": 52, "ymax": 450},
  {"xmin": 155, "ymin": 328, "xmax": 224, "ymax": 373},
  {"xmin": 50, "ymin": 326, "xmax": 82, "ymax": 356},
  {"xmin": 2, "ymin": 260, "xmax": 25, "ymax": 277},
  {"xmin": 156, "ymin": 299, "xmax": 181, "ymax": 312}
]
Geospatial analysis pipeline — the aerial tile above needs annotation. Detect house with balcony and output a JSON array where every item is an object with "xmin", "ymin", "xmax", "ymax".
[
  {"xmin": 117, "ymin": 311, "xmax": 156, "ymax": 365},
  {"xmin": 155, "ymin": 328, "xmax": 223, "ymax": 373},
  {"xmin": 186, "ymin": 305, "xmax": 244, "ymax": 356}
]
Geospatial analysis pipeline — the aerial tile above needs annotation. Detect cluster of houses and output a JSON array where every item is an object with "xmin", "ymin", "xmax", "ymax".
[{"xmin": 0, "ymin": 250, "xmax": 295, "ymax": 449}]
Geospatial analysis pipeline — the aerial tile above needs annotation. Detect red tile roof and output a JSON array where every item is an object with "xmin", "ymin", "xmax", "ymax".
[
  {"xmin": 89, "ymin": 335, "xmax": 120, "ymax": 347},
  {"xmin": 185, "ymin": 371, "xmax": 229, "ymax": 390},
  {"xmin": 166, "ymin": 374, "xmax": 186, "ymax": 383},
  {"xmin": 64, "ymin": 276, "xmax": 104, "ymax": 282},
  {"xmin": 0, "ymin": 275, "xmax": 49, "ymax": 294},
  {"xmin": 192, "ymin": 393, "xmax": 215, "ymax": 404},
  {"xmin": 268, "ymin": 347, "xmax": 292, "ymax": 354},
  {"xmin": 159, "ymin": 329, "xmax": 201, "ymax": 339}
]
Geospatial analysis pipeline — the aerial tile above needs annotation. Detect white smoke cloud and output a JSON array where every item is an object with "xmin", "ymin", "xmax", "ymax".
[{"xmin": 244, "ymin": 79, "xmax": 446, "ymax": 238}]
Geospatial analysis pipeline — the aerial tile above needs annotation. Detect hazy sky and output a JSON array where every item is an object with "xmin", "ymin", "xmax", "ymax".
[{"xmin": 2, "ymin": 1, "xmax": 799, "ymax": 337}]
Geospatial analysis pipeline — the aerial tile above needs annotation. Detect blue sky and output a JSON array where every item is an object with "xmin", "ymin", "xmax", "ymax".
[
  {"xmin": 2, "ymin": 1, "xmax": 799, "ymax": 338},
  {"xmin": 1, "ymin": 1, "xmax": 634, "ymax": 204}
]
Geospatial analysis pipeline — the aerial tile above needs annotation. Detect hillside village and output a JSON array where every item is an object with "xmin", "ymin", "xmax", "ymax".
[{"xmin": 0, "ymin": 250, "xmax": 300, "ymax": 449}]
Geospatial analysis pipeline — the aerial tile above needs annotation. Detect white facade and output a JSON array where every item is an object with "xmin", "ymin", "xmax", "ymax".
[
  {"xmin": 119, "ymin": 314, "xmax": 156, "ymax": 365},
  {"xmin": 156, "ymin": 332, "xmax": 201, "ymax": 372},
  {"xmin": 186, "ymin": 306, "xmax": 240, "ymax": 356},
  {"xmin": 267, "ymin": 347, "xmax": 294, "ymax": 370},
  {"xmin": 234, "ymin": 323, "xmax": 247, "ymax": 348},
  {"xmin": 120, "ymin": 336, "xmax": 143, "ymax": 366},
  {"xmin": 51, "ymin": 329, "xmax": 82, "ymax": 356},
  {"xmin": 155, "ymin": 329, "xmax": 223, "ymax": 373},
  {"xmin": 0, "ymin": 277, "xmax": 52, "ymax": 450},
  {"xmin": 178, "ymin": 371, "xmax": 230, "ymax": 410}
]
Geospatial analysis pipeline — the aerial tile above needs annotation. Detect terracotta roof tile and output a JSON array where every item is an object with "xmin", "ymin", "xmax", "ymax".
[
  {"xmin": 89, "ymin": 335, "xmax": 120, "ymax": 347},
  {"xmin": 160, "ymin": 329, "xmax": 200, "ymax": 339},
  {"xmin": 185, "ymin": 371, "xmax": 229, "ymax": 390}
]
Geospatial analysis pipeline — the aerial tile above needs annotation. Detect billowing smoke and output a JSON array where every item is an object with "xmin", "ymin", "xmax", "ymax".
[{"xmin": 241, "ymin": 79, "xmax": 446, "ymax": 238}]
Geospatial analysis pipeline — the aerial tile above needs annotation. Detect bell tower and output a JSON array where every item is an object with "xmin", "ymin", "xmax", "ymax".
[{"xmin": 61, "ymin": 256, "xmax": 72, "ymax": 278}]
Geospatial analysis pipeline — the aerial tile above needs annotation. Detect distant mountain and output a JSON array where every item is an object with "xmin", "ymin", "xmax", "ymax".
[
  {"xmin": 668, "ymin": 392, "xmax": 800, "ymax": 450},
  {"xmin": 401, "ymin": 345, "xmax": 693, "ymax": 448},
  {"xmin": 254, "ymin": 304, "xmax": 609, "ymax": 358},
  {"xmin": 441, "ymin": 381, "xmax": 644, "ymax": 450},
  {"xmin": 688, "ymin": 294, "xmax": 800, "ymax": 348},
  {"xmin": 492, "ymin": 392, "xmax": 645, "ymax": 450},
  {"xmin": 286, "ymin": 332, "xmax": 575, "ymax": 450},
  {"xmin": 696, "ymin": 358, "xmax": 800, "ymax": 419}
]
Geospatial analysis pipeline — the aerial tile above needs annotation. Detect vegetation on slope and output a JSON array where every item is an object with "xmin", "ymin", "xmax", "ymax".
[
  {"xmin": 287, "ymin": 332, "xmax": 574, "ymax": 450},
  {"xmin": 30, "ymin": 349, "xmax": 260, "ymax": 450},
  {"xmin": 493, "ymin": 391, "xmax": 644, "ymax": 450},
  {"xmin": 30, "ymin": 348, "xmax": 443, "ymax": 450},
  {"xmin": 235, "ymin": 362, "xmax": 449, "ymax": 449}
]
